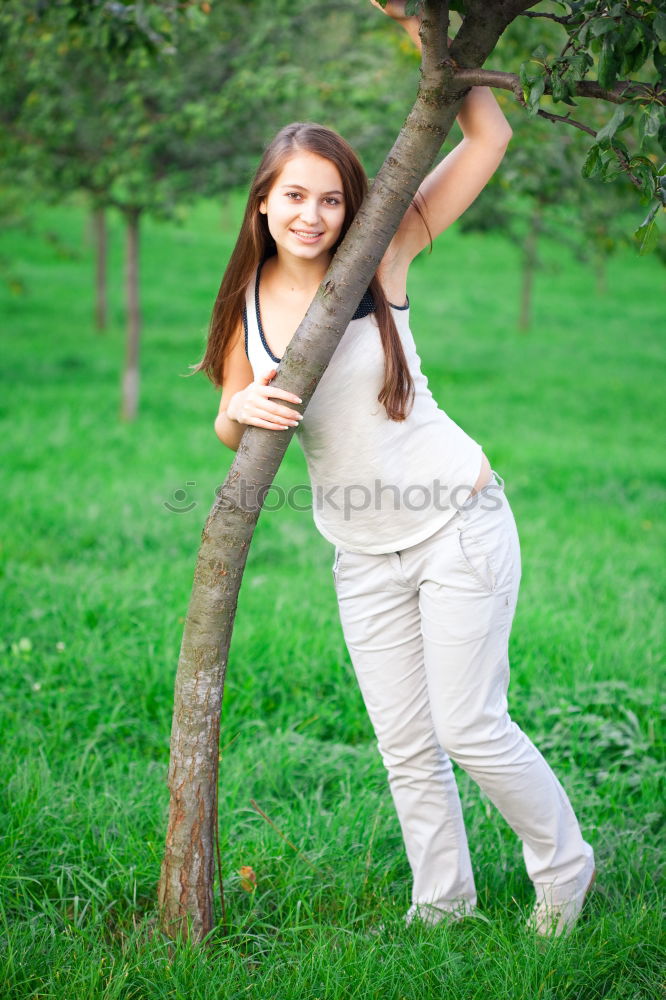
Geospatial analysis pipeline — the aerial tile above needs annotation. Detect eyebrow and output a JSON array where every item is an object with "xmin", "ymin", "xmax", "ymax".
[{"xmin": 279, "ymin": 184, "xmax": 344, "ymax": 196}]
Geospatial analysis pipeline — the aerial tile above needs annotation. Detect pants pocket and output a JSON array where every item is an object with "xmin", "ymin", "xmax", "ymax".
[{"xmin": 457, "ymin": 524, "xmax": 497, "ymax": 594}]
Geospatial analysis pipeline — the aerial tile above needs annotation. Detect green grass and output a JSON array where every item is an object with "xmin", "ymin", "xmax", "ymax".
[{"xmin": 1, "ymin": 194, "xmax": 664, "ymax": 999}]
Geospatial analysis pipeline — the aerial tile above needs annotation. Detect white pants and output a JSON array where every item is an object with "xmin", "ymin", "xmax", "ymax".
[{"xmin": 332, "ymin": 473, "xmax": 594, "ymax": 918}]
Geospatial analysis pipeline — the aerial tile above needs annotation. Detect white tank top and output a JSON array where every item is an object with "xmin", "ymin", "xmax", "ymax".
[{"xmin": 243, "ymin": 261, "xmax": 483, "ymax": 554}]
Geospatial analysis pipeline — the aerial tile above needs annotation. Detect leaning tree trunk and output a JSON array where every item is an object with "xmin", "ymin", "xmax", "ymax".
[
  {"xmin": 121, "ymin": 207, "xmax": 141, "ymax": 421},
  {"xmin": 157, "ymin": 0, "xmax": 534, "ymax": 944},
  {"xmin": 92, "ymin": 204, "xmax": 108, "ymax": 332}
]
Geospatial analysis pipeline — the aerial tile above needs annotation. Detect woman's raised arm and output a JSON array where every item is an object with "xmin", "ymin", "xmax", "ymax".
[
  {"xmin": 390, "ymin": 87, "xmax": 513, "ymax": 264},
  {"xmin": 372, "ymin": 2, "xmax": 513, "ymax": 285}
]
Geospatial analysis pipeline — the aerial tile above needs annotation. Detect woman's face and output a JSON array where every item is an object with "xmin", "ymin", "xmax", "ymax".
[{"xmin": 259, "ymin": 151, "xmax": 346, "ymax": 264}]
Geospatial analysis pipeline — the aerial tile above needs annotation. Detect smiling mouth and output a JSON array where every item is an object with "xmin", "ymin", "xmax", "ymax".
[{"xmin": 291, "ymin": 229, "xmax": 323, "ymax": 239}]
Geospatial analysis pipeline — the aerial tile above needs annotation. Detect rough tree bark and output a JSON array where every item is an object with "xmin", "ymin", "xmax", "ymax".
[
  {"xmin": 157, "ymin": 0, "xmax": 538, "ymax": 944},
  {"xmin": 121, "ymin": 207, "xmax": 141, "ymax": 421}
]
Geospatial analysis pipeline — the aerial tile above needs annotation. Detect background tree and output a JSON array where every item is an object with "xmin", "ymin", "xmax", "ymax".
[
  {"xmin": 0, "ymin": 0, "xmax": 190, "ymax": 317},
  {"xmin": 450, "ymin": 7, "xmax": 662, "ymax": 327},
  {"xmin": 452, "ymin": 0, "xmax": 665, "ymax": 248},
  {"xmin": 0, "ymin": 0, "xmax": 419, "ymax": 417},
  {"xmin": 0, "ymin": 0, "xmax": 204, "ymax": 416},
  {"xmin": 458, "ymin": 118, "xmax": 638, "ymax": 328},
  {"xmin": 156, "ymin": 0, "xmax": 665, "ymax": 944}
]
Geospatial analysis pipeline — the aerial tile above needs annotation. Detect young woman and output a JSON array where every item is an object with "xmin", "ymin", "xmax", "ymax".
[{"xmin": 196, "ymin": 2, "xmax": 595, "ymax": 936}]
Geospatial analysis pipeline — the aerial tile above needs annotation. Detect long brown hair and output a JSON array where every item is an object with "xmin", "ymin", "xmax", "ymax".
[{"xmin": 192, "ymin": 122, "xmax": 421, "ymax": 421}]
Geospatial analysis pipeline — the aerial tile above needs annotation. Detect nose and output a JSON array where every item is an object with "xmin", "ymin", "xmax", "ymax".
[{"xmin": 299, "ymin": 198, "xmax": 321, "ymax": 227}]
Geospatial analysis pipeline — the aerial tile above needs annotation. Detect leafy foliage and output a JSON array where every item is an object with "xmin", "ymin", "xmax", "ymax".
[
  {"xmin": 2, "ymin": 0, "xmax": 663, "ymax": 250},
  {"xmin": 0, "ymin": 1, "xmax": 416, "ymax": 217},
  {"xmin": 514, "ymin": 1, "xmax": 665, "ymax": 254}
]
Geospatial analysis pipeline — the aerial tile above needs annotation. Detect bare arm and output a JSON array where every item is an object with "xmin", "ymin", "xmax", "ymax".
[
  {"xmin": 390, "ymin": 87, "xmax": 512, "ymax": 259},
  {"xmin": 214, "ymin": 325, "xmax": 303, "ymax": 452},
  {"xmin": 371, "ymin": 2, "xmax": 512, "ymax": 296}
]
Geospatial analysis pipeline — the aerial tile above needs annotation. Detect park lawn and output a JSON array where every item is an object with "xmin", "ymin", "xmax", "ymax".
[{"xmin": 0, "ymin": 195, "xmax": 664, "ymax": 999}]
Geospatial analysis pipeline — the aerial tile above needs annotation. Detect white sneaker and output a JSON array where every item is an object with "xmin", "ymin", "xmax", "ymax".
[
  {"xmin": 363, "ymin": 901, "xmax": 480, "ymax": 940},
  {"xmin": 404, "ymin": 900, "xmax": 482, "ymax": 928},
  {"xmin": 528, "ymin": 863, "xmax": 596, "ymax": 937}
]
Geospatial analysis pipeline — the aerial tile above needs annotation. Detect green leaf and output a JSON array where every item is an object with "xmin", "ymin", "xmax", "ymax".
[
  {"xmin": 631, "ymin": 155, "xmax": 658, "ymax": 171},
  {"xmin": 654, "ymin": 12, "xmax": 666, "ymax": 41},
  {"xmin": 590, "ymin": 18, "xmax": 616, "ymax": 37},
  {"xmin": 519, "ymin": 64, "xmax": 538, "ymax": 103},
  {"xmin": 596, "ymin": 105, "xmax": 629, "ymax": 143},
  {"xmin": 610, "ymin": 136, "xmax": 630, "ymax": 158},
  {"xmin": 526, "ymin": 74, "xmax": 545, "ymax": 115},
  {"xmin": 623, "ymin": 36, "xmax": 651, "ymax": 76},
  {"xmin": 531, "ymin": 44, "xmax": 548, "ymax": 62},
  {"xmin": 629, "ymin": 158, "xmax": 657, "ymax": 202},
  {"xmin": 599, "ymin": 151, "xmax": 622, "ymax": 183},
  {"xmin": 550, "ymin": 70, "xmax": 571, "ymax": 104},
  {"xmin": 641, "ymin": 107, "xmax": 662, "ymax": 140},
  {"xmin": 598, "ymin": 35, "xmax": 621, "ymax": 90},
  {"xmin": 565, "ymin": 51, "xmax": 593, "ymax": 80},
  {"xmin": 582, "ymin": 144, "xmax": 602, "ymax": 179},
  {"xmin": 654, "ymin": 174, "xmax": 666, "ymax": 212},
  {"xmin": 655, "ymin": 44, "xmax": 666, "ymax": 82},
  {"xmin": 622, "ymin": 22, "xmax": 642, "ymax": 53},
  {"xmin": 658, "ymin": 121, "xmax": 666, "ymax": 155},
  {"xmin": 634, "ymin": 206, "xmax": 660, "ymax": 255}
]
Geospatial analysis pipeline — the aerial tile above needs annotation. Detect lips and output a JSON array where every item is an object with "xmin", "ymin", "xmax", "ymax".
[{"xmin": 291, "ymin": 229, "xmax": 323, "ymax": 241}]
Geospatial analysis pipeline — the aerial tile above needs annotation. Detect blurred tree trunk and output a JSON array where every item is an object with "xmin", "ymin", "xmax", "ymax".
[
  {"xmin": 121, "ymin": 207, "xmax": 141, "ymax": 421},
  {"xmin": 92, "ymin": 204, "xmax": 107, "ymax": 332},
  {"xmin": 519, "ymin": 206, "xmax": 542, "ymax": 332},
  {"xmin": 594, "ymin": 255, "xmax": 607, "ymax": 296}
]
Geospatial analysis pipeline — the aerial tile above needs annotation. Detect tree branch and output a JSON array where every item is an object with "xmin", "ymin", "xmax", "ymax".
[
  {"xmin": 521, "ymin": 9, "xmax": 575, "ymax": 23},
  {"xmin": 538, "ymin": 112, "xmax": 643, "ymax": 191},
  {"xmin": 612, "ymin": 146, "xmax": 644, "ymax": 191},
  {"xmin": 452, "ymin": 68, "xmax": 665, "ymax": 106},
  {"xmin": 455, "ymin": 67, "xmax": 524, "ymax": 100},
  {"xmin": 420, "ymin": 0, "xmax": 450, "ymax": 85},
  {"xmin": 450, "ymin": 1, "xmax": 540, "ymax": 83},
  {"xmin": 536, "ymin": 108, "xmax": 597, "ymax": 137},
  {"xmin": 572, "ymin": 79, "xmax": 663, "ymax": 104}
]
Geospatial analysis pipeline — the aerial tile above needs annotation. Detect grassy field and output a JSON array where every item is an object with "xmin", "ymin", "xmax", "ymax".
[{"xmin": 1, "ymin": 195, "xmax": 664, "ymax": 999}]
